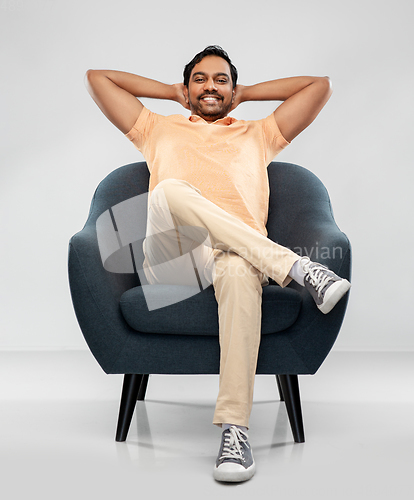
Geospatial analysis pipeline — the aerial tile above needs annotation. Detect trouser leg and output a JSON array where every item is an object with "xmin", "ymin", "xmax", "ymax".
[{"xmin": 211, "ymin": 252, "xmax": 265, "ymax": 428}]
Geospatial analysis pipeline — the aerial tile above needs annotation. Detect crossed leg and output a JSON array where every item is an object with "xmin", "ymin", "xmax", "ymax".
[{"xmin": 142, "ymin": 178, "xmax": 300, "ymax": 288}]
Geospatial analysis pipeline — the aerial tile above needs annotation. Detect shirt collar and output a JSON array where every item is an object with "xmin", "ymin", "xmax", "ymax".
[{"xmin": 189, "ymin": 115, "xmax": 237, "ymax": 126}]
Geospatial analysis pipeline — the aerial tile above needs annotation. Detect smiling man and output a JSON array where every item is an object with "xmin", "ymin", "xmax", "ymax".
[
  {"xmin": 85, "ymin": 45, "xmax": 350, "ymax": 483},
  {"xmin": 183, "ymin": 55, "xmax": 235, "ymax": 122}
]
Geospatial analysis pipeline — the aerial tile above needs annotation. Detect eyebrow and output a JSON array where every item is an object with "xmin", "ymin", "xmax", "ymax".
[{"xmin": 192, "ymin": 72, "xmax": 230, "ymax": 80}]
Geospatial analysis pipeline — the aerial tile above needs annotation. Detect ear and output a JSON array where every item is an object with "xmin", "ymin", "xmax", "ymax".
[{"xmin": 183, "ymin": 85, "xmax": 189, "ymax": 103}]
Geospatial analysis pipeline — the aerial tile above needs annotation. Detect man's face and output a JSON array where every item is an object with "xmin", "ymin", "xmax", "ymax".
[{"xmin": 184, "ymin": 55, "xmax": 235, "ymax": 123}]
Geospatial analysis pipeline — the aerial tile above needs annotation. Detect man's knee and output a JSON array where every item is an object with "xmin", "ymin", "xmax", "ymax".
[
  {"xmin": 149, "ymin": 179, "xmax": 178, "ymax": 212},
  {"xmin": 153, "ymin": 178, "xmax": 201, "ymax": 198},
  {"xmin": 153, "ymin": 178, "xmax": 182, "ymax": 192},
  {"xmin": 151, "ymin": 178, "xmax": 176, "ymax": 200},
  {"xmin": 151, "ymin": 178, "xmax": 203, "ymax": 217}
]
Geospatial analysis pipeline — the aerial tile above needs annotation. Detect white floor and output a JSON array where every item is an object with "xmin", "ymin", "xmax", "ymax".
[{"xmin": 1, "ymin": 351, "xmax": 413, "ymax": 500}]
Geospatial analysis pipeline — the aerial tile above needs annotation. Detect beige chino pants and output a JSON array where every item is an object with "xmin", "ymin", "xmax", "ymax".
[{"xmin": 142, "ymin": 178, "xmax": 299, "ymax": 428}]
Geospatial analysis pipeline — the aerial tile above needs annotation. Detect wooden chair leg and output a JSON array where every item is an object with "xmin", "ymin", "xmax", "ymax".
[
  {"xmin": 278, "ymin": 374, "xmax": 305, "ymax": 443},
  {"xmin": 137, "ymin": 374, "xmax": 149, "ymax": 401},
  {"xmin": 275, "ymin": 375, "xmax": 285, "ymax": 401},
  {"xmin": 115, "ymin": 374, "xmax": 143, "ymax": 442}
]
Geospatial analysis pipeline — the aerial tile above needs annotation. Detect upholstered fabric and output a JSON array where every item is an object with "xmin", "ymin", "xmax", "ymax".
[{"xmin": 119, "ymin": 284, "xmax": 302, "ymax": 335}]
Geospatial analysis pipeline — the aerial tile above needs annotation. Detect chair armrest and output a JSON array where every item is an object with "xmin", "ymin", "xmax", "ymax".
[
  {"xmin": 68, "ymin": 226, "xmax": 139, "ymax": 373},
  {"xmin": 281, "ymin": 229, "xmax": 351, "ymax": 373},
  {"xmin": 265, "ymin": 162, "xmax": 352, "ymax": 372}
]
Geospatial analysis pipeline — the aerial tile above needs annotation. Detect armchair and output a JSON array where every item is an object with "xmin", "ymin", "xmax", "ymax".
[{"xmin": 68, "ymin": 161, "xmax": 351, "ymax": 443}]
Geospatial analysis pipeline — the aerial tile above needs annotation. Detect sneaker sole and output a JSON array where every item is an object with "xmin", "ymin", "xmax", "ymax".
[
  {"xmin": 213, "ymin": 462, "xmax": 256, "ymax": 482},
  {"xmin": 318, "ymin": 279, "xmax": 351, "ymax": 314}
]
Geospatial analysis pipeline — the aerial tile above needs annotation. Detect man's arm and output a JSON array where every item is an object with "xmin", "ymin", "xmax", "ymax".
[
  {"xmin": 84, "ymin": 70, "xmax": 188, "ymax": 134},
  {"xmin": 234, "ymin": 76, "xmax": 332, "ymax": 143}
]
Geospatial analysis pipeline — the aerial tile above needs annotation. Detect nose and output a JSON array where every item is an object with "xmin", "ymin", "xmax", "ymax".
[{"xmin": 204, "ymin": 77, "xmax": 217, "ymax": 92}]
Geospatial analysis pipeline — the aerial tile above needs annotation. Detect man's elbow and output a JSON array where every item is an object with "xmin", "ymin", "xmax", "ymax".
[
  {"xmin": 84, "ymin": 69, "xmax": 106, "ymax": 95},
  {"xmin": 84, "ymin": 69, "xmax": 100, "ymax": 86},
  {"xmin": 320, "ymin": 76, "xmax": 333, "ymax": 97},
  {"xmin": 84, "ymin": 69, "xmax": 95, "ymax": 90}
]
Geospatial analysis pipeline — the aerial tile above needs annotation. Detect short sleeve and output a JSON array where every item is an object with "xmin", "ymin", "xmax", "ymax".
[
  {"xmin": 262, "ymin": 113, "xmax": 290, "ymax": 164},
  {"xmin": 125, "ymin": 107, "xmax": 160, "ymax": 152}
]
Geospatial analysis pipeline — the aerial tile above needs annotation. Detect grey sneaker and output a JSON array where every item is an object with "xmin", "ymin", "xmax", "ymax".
[
  {"xmin": 213, "ymin": 426, "xmax": 255, "ymax": 482},
  {"xmin": 300, "ymin": 257, "xmax": 351, "ymax": 314}
]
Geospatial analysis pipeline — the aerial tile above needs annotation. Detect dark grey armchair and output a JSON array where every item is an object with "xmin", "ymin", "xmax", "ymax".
[{"xmin": 68, "ymin": 161, "xmax": 351, "ymax": 443}]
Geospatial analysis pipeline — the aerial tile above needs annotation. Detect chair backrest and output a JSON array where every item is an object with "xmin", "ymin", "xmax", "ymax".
[
  {"xmin": 266, "ymin": 161, "xmax": 340, "ymax": 267},
  {"xmin": 86, "ymin": 161, "xmax": 150, "ymax": 225},
  {"xmin": 87, "ymin": 160, "xmax": 332, "ymax": 224},
  {"xmin": 85, "ymin": 160, "xmax": 347, "ymax": 281}
]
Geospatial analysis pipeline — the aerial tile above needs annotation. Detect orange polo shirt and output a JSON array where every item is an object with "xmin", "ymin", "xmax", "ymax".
[{"xmin": 125, "ymin": 107, "xmax": 289, "ymax": 237}]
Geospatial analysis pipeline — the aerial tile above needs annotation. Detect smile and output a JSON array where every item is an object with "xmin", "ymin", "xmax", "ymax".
[{"xmin": 200, "ymin": 95, "xmax": 222, "ymax": 102}]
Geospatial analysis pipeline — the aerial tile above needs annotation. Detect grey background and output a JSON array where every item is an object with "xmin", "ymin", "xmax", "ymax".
[{"xmin": 1, "ymin": 0, "xmax": 413, "ymax": 350}]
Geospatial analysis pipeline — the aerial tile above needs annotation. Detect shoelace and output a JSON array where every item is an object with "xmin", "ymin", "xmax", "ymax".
[
  {"xmin": 219, "ymin": 426, "xmax": 249, "ymax": 462},
  {"xmin": 304, "ymin": 262, "xmax": 332, "ymax": 298}
]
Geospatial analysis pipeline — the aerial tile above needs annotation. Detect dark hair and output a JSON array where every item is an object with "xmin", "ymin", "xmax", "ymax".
[{"xmin": 183, "ymin": 45, "xmax": 238, "ymax": 89}]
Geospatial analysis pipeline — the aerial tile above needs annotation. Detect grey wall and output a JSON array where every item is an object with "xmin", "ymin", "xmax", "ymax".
[{"xmin": 1, "ymin": 0, "xmax": 413, "ymax": 350}]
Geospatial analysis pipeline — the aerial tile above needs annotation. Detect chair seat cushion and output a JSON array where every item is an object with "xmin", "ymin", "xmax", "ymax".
[{"xmin": 120, "ymin": 284, "xmax": 302, "ymax": 336}]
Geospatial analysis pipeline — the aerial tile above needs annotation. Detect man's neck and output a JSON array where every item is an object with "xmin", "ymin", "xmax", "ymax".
[
  {"xmin": 191, "ymin": 111, "xmax": 228, "ymax": 124},
  {"xmin": 190, "ymin": 113, "xmax": 233, "ymax": 125}
]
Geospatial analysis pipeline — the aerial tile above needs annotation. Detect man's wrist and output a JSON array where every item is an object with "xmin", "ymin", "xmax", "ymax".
[
  {"xmin": 166, "ymin": 83, "xmax": 179, "ymax": 102},
  {"xmin": 239, "ymin": 83, "xmax": 269, "ymax": 102}
]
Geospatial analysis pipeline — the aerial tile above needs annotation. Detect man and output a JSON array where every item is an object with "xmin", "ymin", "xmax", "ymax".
[{"xmin": 85, "ymin": 45, "xmax": 351, "ymax": 483}]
